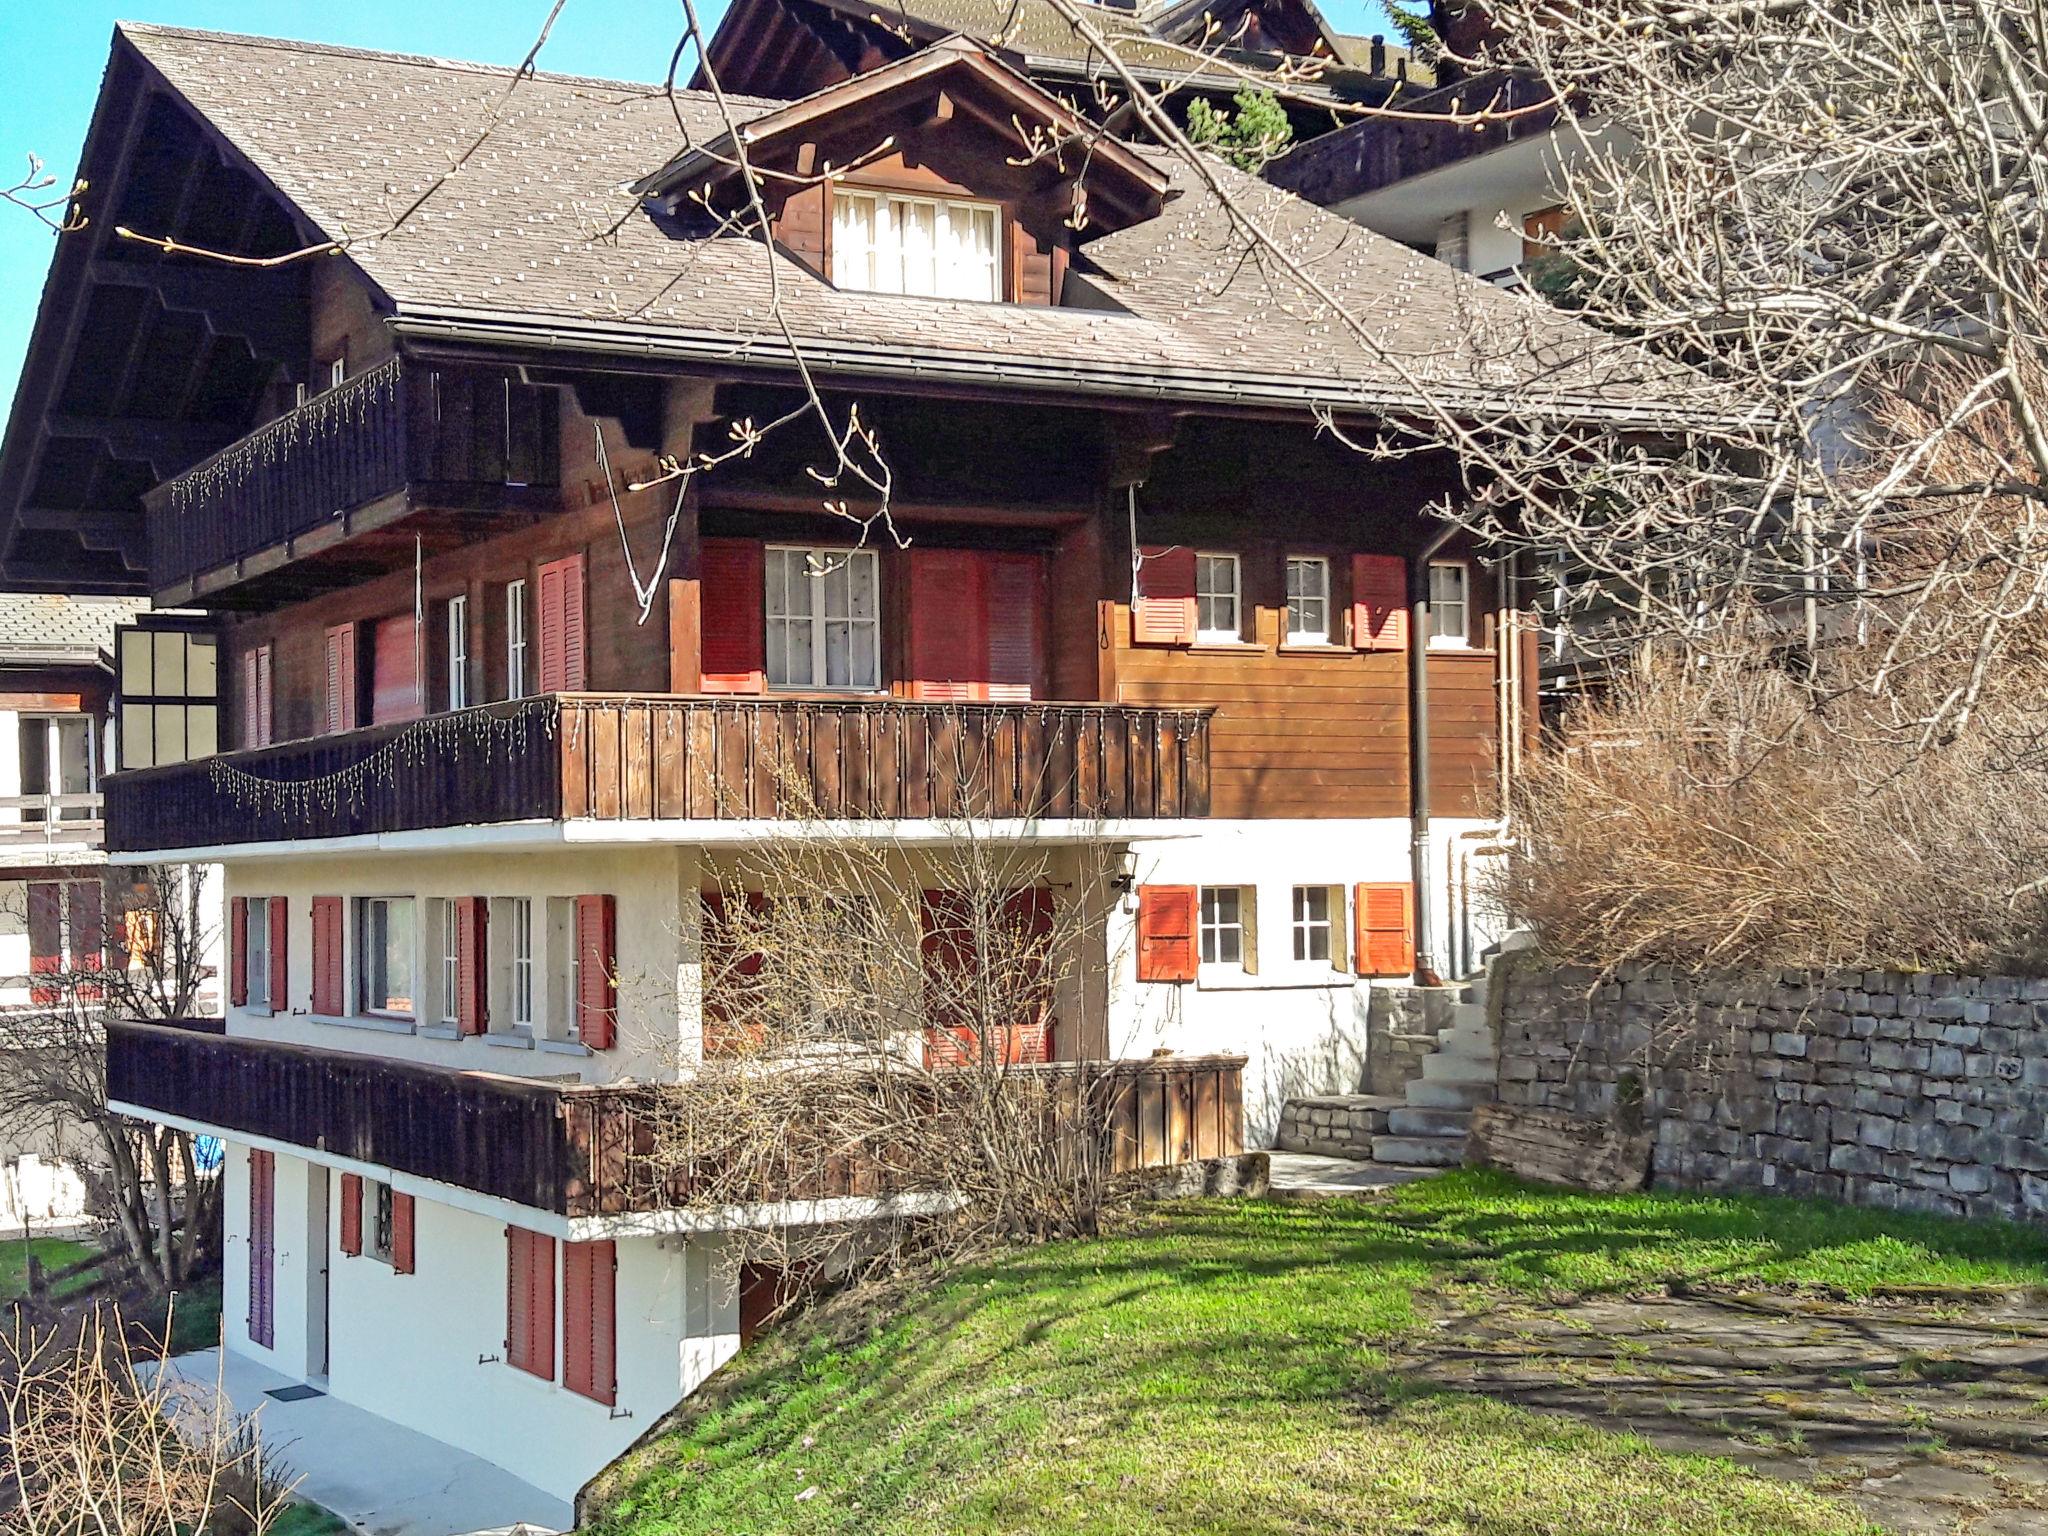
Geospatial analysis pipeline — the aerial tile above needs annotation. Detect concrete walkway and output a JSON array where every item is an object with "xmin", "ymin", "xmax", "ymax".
[
  {"xmin": 149, "ymin": 1349, "xmax": 572, "ymax": 1536},
  {"xmin": 1266, "ymin": 1151, "xmax": 1439, "ymax": 1198}
]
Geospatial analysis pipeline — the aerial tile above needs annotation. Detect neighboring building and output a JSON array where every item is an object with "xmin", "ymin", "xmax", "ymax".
[
  {"xmin": 1267, "ymin": 2, "xmax": 1572, "ymax": 284},
  {"xmin": 0, "ymin": 22, "xmax": 1676, "ymax": 1511},
  {"xmin": 701, "ymin": 0, "xmax": 1433, "ymax": 142}
]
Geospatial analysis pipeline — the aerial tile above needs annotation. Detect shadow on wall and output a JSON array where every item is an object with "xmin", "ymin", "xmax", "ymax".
[{"xmin": 1245, "ymin": 988, "xmax": 1373, "ymax": 1144}]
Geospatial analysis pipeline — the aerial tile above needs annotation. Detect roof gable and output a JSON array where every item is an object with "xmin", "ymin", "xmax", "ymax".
[{"xmin": 641, "ymin": 38, "xmax": 1169, "ymax": 238}]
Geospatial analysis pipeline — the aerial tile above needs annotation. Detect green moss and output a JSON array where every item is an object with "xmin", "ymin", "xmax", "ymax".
[{"xmin": 584, "ymin": 1173, "xmax": 2048, "ymax": 1534}]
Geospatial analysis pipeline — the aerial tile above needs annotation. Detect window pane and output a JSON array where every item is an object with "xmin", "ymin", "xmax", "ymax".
[
  {"xmin": 848, "ymin": 550, "xmax": 877, "ymax": 617},
  {"xmin": 896, "ymin": 198, "xmax": 937, "ymax": 296},
  {"xmin": 119, "ymin": 631, "xmax": 153, "ymax": 696},
  {"xmin": 19, "ymin": 722, "xmax": 47, "ymax": 799},
  {"xmin": 120, "ymin": 705, "xmax": 153, "ymax": 770},
  {"xmin": 153, "ymin": 633, "xmax": 186, "ymax": 696},
  {"xmin": 153, "ymin": 705, "xmax": 187, "ymax": 766},
  {"xmin": 831, "ymin": 192, "xmax": 875, "ymax": 290},
  {"xmin": 187, "ymin": 635, "xmax": 218, "ymax": 696},
  {"xmin": 365, "ymin": 898, "xmax": 414, "ymax": 1014},
  {"xmin": 187, "ymin": 705, "xmax": 218, "ymax": 759}
]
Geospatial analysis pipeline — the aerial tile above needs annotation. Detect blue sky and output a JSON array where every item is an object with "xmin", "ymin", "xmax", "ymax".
[{"xmin": 0, "ymin": 0, "xmax": 1397, "ymax": 420}]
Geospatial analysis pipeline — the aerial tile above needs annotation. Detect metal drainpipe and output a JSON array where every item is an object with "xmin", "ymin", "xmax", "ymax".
[{"xmin": 1408, "ymin": 523, "xmax": 1461, "ymax": 985}]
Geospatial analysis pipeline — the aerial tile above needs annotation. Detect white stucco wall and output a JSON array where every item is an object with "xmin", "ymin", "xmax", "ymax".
[
  {"xmin": 222, "ymin": 846, "xmax": 704, "ymax": 1083},
  {"xmin": 223, "ymin": 1143, "xmax": 741, "ymax": 1503},
  {"xmin": 1108, "ymin": 817, "xmax": 1507, "ymax": 1141}
]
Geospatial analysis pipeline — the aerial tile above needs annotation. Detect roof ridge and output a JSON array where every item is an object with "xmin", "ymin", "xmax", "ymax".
[{"xmin": 116, "ymin": 21, "xmax": 787, "ymax": 107}]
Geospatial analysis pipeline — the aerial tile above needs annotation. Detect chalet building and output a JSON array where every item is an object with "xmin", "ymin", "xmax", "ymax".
[
  {"xmin": 702, "ymin": 0, "xmax": 1433, "ymax": 143},
  {"xmin": 0, "ymin": 21, "xmax": 1674, "ymax": 1513},
  {"xmin": 1267, "ymin": 1, "xmax": 1572, "ymax": 285}
]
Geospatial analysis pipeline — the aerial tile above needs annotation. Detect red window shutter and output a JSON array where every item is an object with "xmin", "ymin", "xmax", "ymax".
[
  {"xmin": 229, "ymin": 896, "xmax": 249, "ymax": 1007},
  {"xmin": 392, "ymin": 1191, "xmax": 416, "ymax": 1275},
  {"xmin": 268, "ymin": 896, "xmax": 288, "ymax": 1012},
  {"xmin": 537, "ymin": 554, "xmax": 587, "ymax": 693},
  {"xmin": 1355, "ymin": 882, "xmax": 1416, "ymax": 977},
  {"xmin": 339, "ymin": 1172, "xmax": 363, "ymax": 1256},
  {"xmin": 1132, "ymin": 546, "xmax": 1197, "ymax": 646},
  {"xmin": 248, "ymin": 1149, "xmax": 275, "ymax": 1349},
  {"xmin": 456, "ymin": 897, "xmax": 488, "ymax": 1035},
  {"xmin": 370, "ymin": 614, "xmax": 423, "ymax": 726},
  {"xmin": 1351, "ymin": 554, "xmax": 1408, "ymax": 652},
  {"xmin": 699, "ymin": 538, "xmax": 765, "ymax": 694},
  {"xmin": 68, "ymin": 883, "xmax": 103, "ymax": 974},
  {"xmin": 311, "ymin": 896, "xmax": 343, "ymax": 1016},
  {"xmin": 242, "ymin": 651, "xmax": 260, "ymax": 749},
  {"xmin": 324, "ymin": 625, "xmax": 358, "ymax": 732},
  {"xmin": 575, "ymin": 894, "xmax": 617, "ymax": 1049},
  {"xmin": 27, "ymin": 882, "xmax": 60, "ymax": 1003},
  {"xmin": 907, "ymin": 549, "xmax": 989, "ymax": 702},
  {"xmin": 563, "ymin": 1239, "xmax": 617, "ymax": 1405},
  {"xmin": 507, "ymin": 1227, "xmax": 556, "ymax": 1380},
  {"xmin": 1135, "ymin": 885, "xmax": 1198, "ymax": 983},
  {"xmin": 985, "ymin": 554, "xmax": 1042, "ymax": 702},
  {"xmin": 256, "ymin": 644, "xmax": 273, "ymax": 747}
]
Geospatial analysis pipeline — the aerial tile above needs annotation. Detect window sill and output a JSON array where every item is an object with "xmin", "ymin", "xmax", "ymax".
[
  {"xmin": 538, "ymin": 1039, "xmax": 592, "ymax": 1058},
  {"xmin": 485, "ymin": 1032, "xmax": 536, "ymax": 1050},
  {"xmin": 1277, "ymin": 642, "xmax": 1349, "ymax": 655},
  {"xmin": 416, "ymin": 1025, "xmax": 463, "ymax": 1041},
  {"xmin": 312, "ymin": 1013, "xmax": 416, "ymax": 1036},
  {"xmin": 1189, "ymin": 641, "xmax": 1264, "ymax": 653},
  {"xmin": 1197, "ymin": 967, "xmax": 1357, "ymax": 993},
  {"xmin": 1426, "ymin": 644, "xmax": 1497, "ymax": 657}
]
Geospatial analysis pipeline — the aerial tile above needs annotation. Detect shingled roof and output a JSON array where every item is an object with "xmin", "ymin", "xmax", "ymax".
[
  {"xmin": 0, "ymin": 593, "xmax": 145, "ymax": 664},
  {"xmin": 112, "ymin": 24, "xmax": 1698, "ymax": 425}
]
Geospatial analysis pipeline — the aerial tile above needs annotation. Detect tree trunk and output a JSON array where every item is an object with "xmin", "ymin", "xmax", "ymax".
[{"xmin": 147, "ymin": 1130, "xmax": 178, "ymax": 1291}]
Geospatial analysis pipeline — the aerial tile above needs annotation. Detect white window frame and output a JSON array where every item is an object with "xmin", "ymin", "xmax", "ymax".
[
  {"xmin": 1198, "ymin": 886, "xmax": 1247, "ymax": 969},
  {"xmin": 365, "ymin": 1178, "xmax": 395, "ymax": 1266},
  {"xmin": 20, "ymin": 712, "xmax": 97, "ymax": 824},
  {"xmin": 764, "ymin": 545, "xmax": 882, "ymax": 693},
  {"xmin": 1291, "ymin": 885, "xmax": 1334, "ymax": 965},
  {"xmin": 829, "ymin": 188, "xmax": 1002, "ymax": 302},
  {"xmin": 430, "ymin": 898, "xmax": 461, "ymax": 1029},
  {"xmin": 508, "ymin": 896, "xmax": 535, "ymax": 1034},
  {"xmin": 244, "ymin": 896, "xmax": 271, "ymax": 1011},
  {"xmin": 1195, "ymin": 553, "xmax": 1241, "ymax": 643},
  {"xmin": 1428, "ymin": 560, "xmax": 1471, "ymax": 650},
  {"xmin": 355, "ymin": 896, "xmax": 416, "ymax": 1020},
  {"xmin": 447, "ymin": 594, "xmax": 470, "ymax": 711},
  {"xmin": 1284, "ymin": 556, "xmax": 1330, "ymax": 644},
  {"xmin": 506, "ymin": 580, "xmax": 529, "ymax": 699}
]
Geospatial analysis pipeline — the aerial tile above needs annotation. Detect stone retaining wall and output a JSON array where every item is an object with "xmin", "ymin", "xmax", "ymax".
[
  {"xmin": 1275, "ymin": 1094, "xmax": 1393, "ymax": 1156},
  {"xmin": 1497, "ymin": 960, "xmax": 2048, "ymax": 1223}
]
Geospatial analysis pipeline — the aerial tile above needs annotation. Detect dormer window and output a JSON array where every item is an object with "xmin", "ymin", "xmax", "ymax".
[{"xmin": 831, "ymin": 189, "xmax": 1000, "ymax": 302}]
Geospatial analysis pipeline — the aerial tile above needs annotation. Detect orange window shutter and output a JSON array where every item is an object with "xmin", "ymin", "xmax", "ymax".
[
  {"xmin": 536, "ymin": 554, "xmax": 587, "ymax": 693},
  {"xmin": 68, "ymin": 883, "xmax": 103, "ymax": 973},
  {"xmin": 563, "ymin": 1239, "xmax": 618, "ymax": 1404},
  {"xmin": 576, "ymin": 894, "xmax": 617, "ymax": 1049},
  {"xmin": 269, "ymin": 897, "xmax": 288, "ymax": 1012},
  {"xmin": 1132, "ymin": 546, "xmax": 1197, "ymax": 646},
  {"xmin": 392, "ymin": 1192, "xmax": 415, "ymax": 1275},
  {"xmin": 229, "ymin": 897, "xmax": 249, "ymax": 1007},
  {"xmin": 241, "ymin": 651, "xmax": 260, "ymax": 749},
  {"xmin": 907, "ymin": 548, "xmax": 988, "ymax": 701},
  {"xmin": 339, "ymin": 1172, "xmax": 363, "ymax": 1257},
  {"xmin": 529, "ymin": 1231, "xmax": 556, "ymax": 1381},
  {"xmin": 699, "ymin": 538, "xmax": 766, "ymax": 694},
  {"xmin": 505, "ymin": 1227, "xmax": 530, "ymax": 1371},
  {"xmin": 1351, "ymin": 554, "xmax": 1408, "ymax": 652},
  {"xmin": 324, "ymin": 625, "xmax": 358, "ymax": 732},
  {"xmin": 1135, "ymin": 884, "xmax": 1198, "ymax": 983},
  {"xmin": 1355, "ymin": 882, "xmax": 1416, "ymax": 977},
  {"xmin": 984, "ymin": 553, "xmax": 1043, "ymax": 702}
]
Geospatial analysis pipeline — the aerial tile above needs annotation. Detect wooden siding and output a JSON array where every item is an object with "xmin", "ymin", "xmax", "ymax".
[
  {"xmin": 103, "ymin": 694, "xmax": 1210, "ymax": 852},
  {"xmin": 106, "ymin": 1019, "xmax": 1245, "ymax": 1219}
]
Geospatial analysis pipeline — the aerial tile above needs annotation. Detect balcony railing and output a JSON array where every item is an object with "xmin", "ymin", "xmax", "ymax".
[
  {"xmin": 142, "ymin": 357, "xmax": 561, "ymax": 598},
  {"xmin": 102, "ymin": 694, "xmax": 1212, "ymax": 853},
  {"xmin": 0, "ymin": 793, "xmax": 104, "ymax": 848},
  {"xmin": 105, "ymin": 1020, "xmax": 1246, "ymax": 1218}
]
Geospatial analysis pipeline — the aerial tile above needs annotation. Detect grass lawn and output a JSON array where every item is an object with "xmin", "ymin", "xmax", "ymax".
[
  {"xmin": 268, "ymin": 1502, "xmax": 349, "ymax": 1536},
  {"xmin": 0, "ymin": 1233, "xmax": 98, "ymax": 1301},
  {"xmin": 585, "ymin": 1171, "xmax": 2048, "ymax": 1536}
]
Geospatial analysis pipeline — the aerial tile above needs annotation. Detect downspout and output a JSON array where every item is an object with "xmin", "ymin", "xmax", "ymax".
[{"xmin": 1408, "ymin": 523, "xmax": 1460, "ymax": 985}]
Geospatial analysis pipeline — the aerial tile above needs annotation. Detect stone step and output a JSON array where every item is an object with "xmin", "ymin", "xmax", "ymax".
[
  {"xmin": 1404, "ymin": 1079, "xmax": 1494, "ymax": 1109},
  {"xmin": 1372, "ymin": 1133, "xmax": 1468, "ymax": 1167},
  {"xmin": 1420, "ymin": 1051, "xmax": 1497, "ymax": 1085},
  {"xmin": 1462, "ymin": 976, "xmax": 1490, "ymax": 1008},
  {"xmin": 1449, "ymin": 1001, "xmax": 1488, "ymax": 1029},
  {"xmin": 1388, "ymin": 1105, "xmax": 1472, "ymax": 1137},
  {"xmin": 1436, "ymin": 1025, "xmax": 1495, "ymax": 1058}
]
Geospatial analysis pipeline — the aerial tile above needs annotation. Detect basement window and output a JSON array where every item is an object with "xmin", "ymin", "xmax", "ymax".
[{"xmin": 831, "ymin": 189, "xmax": 1001, "ymax": 302}]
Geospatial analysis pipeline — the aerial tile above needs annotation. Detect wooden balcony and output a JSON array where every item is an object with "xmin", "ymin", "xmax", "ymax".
[
  {"xmin": 105, "ymin": 1020, "xmax": 1246, "ymax": 1218},
  {"xmin": 102, "ymin": 694, "xmax": 1211, "ymax": 854},
  {"xmin": 142, "ymin": 357, "xmax": 561, "ymax": 602}
]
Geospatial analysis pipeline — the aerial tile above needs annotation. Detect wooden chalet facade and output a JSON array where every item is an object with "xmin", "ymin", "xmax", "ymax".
[{"xmin": 0, "ymin": 17, "xmax": 1664, "ymax": 1514}]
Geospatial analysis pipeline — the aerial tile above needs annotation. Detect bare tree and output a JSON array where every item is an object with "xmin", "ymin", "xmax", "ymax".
[
  {"xmin": 0, "ymin": 867, "xmax": 220, "ymax": 1295},
  {"xmin": 632, "ymin": 768, "xmax": 1128, "ymax": 1295},
  {"xmin": 0, "ymin": 1307, "xmax": 293, "ymax": 1533}
]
